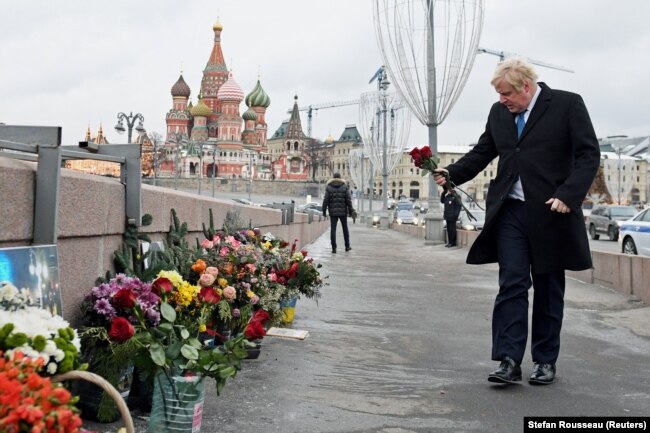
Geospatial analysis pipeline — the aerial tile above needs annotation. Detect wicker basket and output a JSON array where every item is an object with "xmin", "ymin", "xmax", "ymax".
[{"xmin": 53, "ymin": 370, "xmax": 135, "ymax": 433}]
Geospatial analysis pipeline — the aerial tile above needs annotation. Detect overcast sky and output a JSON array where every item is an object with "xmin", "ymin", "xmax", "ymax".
[{"xmin": 1, "ymin": 0, "xmax": 648, "ymax": 149}]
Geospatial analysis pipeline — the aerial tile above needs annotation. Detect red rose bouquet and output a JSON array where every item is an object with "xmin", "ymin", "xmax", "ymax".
[{"xmin": 409, "ymin": 145, "xmax": 477, "ymax": 221}]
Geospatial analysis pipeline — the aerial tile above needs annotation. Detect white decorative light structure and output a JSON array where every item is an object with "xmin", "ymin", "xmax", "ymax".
[
  {"xmin": 374, "ymin": 0, "xmax": 484, "ymax": 241},
  {"xmin": 359, "ymin": 71, "xmax": 411, "ymax": 211},
  {"xmin": 349, "ymin": 148, "xmax": 373, "ymax": 214}
]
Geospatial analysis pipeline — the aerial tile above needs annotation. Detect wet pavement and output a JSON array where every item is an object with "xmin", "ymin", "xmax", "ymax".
[{"xmin": 84, "ymin": 224, "xmax": 650, "ymax": 433}]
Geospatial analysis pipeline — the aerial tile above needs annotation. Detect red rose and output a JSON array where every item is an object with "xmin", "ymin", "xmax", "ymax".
[
  {"xmin": 250, "ymin": 309, "xmax": 270, "ymax": 325},
  {"xmin": 152, "ymin": 277, "xmax": 174, "ymax": 296},
  {"xmin": 113, "ymin": 288, "xmax": 136, "ymax": 309},
  {"xmin": 199, "ymin": 286, "xmax": 220, "ymax": 305},
  {"xmin": 108, "ymin": 317, "xmax": 134, "ymax": 343},
  {"xmin": 409, "ymin": 147, "xmax": 421, "ymax": 159},
  {"xmin": 244, "ymin": 320, "xmax": 266, "ymax": 340},
  {"xmin": 419, "ymin": 146, "xmax": 432, "ymax": 159},
  {"xmin": 300, "ymin": 249, "xmax": 308, "ymax": 258},
  {"xmin": 409, "ymin": 147, "xmax": 423, "ymax": 168}
]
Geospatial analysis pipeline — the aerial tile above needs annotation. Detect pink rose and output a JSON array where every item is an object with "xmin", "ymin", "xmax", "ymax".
[
  {"xmin": 223, "ymin": 286, "xmax": 237, "ymax": 301},
  {"xmin": 201, "ymin": 239, "xmax": 214, "ymax": 249},
  {"xmin": 212, "ymin": 235, "xmax": 221, "ymax": 244},
  {"xmin": 268, "ymin": 273, "xmax": 277, "ymax": 282},
  {"xmin": 205, "ymin": 267, "xmax": 219, "ymax": 276},
  {"xmin": 219, "ymin": 247, "xmax": 229, "ymax": 257},
  {"xmin": 198, "ymin": 273, "xmax": 216, "ymax": 287}
]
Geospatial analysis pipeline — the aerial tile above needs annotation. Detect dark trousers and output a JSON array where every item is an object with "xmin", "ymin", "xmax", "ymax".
[
  {"xmin": 330, "ymin": 215, "xmax": 350, "ymax": 251},
  {"xmin": 445, "ymin": 219, "xmax": 458, "ymax": 245},
  {"xmin": 492, "ymin": 200, "xmax": 565, "ymax": 365}
]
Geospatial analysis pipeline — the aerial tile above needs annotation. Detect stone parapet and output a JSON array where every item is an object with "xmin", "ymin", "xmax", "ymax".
[{"xmin": 0, "ymin": 157, "xmax": 328, "ymax": 324}]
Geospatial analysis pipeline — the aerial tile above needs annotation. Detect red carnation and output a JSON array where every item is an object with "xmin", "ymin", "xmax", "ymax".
[
  {"xmin": 113, "ymin": 288, "xmax": 137, "ymax": 309},
  {"xmin": 152, "ymin": 277, "xmax": 174, "ymax": 296},
  {"xmin": 108, "ymin": 317, "xmax": 134, "ymax": 343}
]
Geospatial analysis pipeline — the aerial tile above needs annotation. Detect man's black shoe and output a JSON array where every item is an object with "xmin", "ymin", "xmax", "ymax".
[
  {"xmin": 488, "ymin": 357, "xmax": 522, "ymax": 384},
  {"xmin": 445, "ymin": 243, "xmax": 452, "ymax": 247},
  {"xmin": 345, "ymin": 247, "xmax": 352, "ymax": 251},
  {"xmin": 332, "ymin": 249, "xmax": 337, "ymax": 254},
  {"xmin": 529, "ymin": 363, "xmax": 555, "ymax": 385}
]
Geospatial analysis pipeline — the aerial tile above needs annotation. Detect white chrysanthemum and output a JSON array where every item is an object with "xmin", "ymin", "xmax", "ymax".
[
  {"xmin": 46, "ymin": 362, "xmax": 58, "ymax": 375},
  {"xmin": 0, "ymin": 281, "xmax": 19, "ymax": 302},
  {"xmin": 53, "ymin": 349, "xmax": 65, "ymax": 362},
  {"xmin": 292, "ymin": 252, "xmax": 304, "ymax": 261}
]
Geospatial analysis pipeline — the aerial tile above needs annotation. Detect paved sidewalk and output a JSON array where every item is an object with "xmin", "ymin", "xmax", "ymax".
[{"xmin": 86, "ymin": 224, "xmax": 650, "ymax": 433}]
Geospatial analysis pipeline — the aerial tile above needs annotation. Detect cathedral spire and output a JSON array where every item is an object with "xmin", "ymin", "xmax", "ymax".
[{"xmin": 286, "ymin": 95, "xmax": 305, "ymax": 139}]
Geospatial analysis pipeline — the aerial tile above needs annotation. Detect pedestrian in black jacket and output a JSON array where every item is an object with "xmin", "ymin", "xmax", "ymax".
[
  {"xmin": 441, "ymin": 189, "xmax": 462, "ymax": 247},
  {"xmin": 322, "ymin": 173, "xmax": 355, "ymax": 253}
]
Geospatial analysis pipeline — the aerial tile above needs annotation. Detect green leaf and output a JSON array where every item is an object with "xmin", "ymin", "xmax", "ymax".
[
  {"xmin": 165, "ymin": 341, "xmax": 183, "ymax": 360},
  {"xmin": 149, "ymin": 343, "xmax": 167, "ymax": 366},
  {"xmin": 160, "ymin": 302, "xmax": 176, "ymax": 323},
  {"xmin": 181, "ymin": 344, "xmax": 199, "ymax": 360},
  {"xmin": 188, "ymin": 337, "xmax": 202, "ymax": 349},
  {"xmin": 158, "ymin": 322, "xmax": 173, "ymax": 333},
  {"xmin": 180, "ymin": 328, "xmax": 190, "ymax": 340},
  {"xmin": 218, "ymin": 366, "xmax": 237, "ymax": 379}
]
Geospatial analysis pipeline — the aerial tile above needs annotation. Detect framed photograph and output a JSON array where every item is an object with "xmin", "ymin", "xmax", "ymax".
[{"xmin": 0, "ymin": 245, "xmax": 63, "ymax": 316}]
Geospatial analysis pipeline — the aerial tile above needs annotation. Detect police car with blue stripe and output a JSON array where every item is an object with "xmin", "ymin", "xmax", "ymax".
[{"xmin": 618, "ymin": 207, "xmax": 650, "ymax": 256}]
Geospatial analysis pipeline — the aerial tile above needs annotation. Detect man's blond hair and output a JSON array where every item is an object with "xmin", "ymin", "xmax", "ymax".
[{"xmin": 490, "ymin": 57, "xmax": 538, "ymax": 92}]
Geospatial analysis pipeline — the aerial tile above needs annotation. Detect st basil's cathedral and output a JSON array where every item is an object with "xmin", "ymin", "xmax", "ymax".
[{"xmin": 160, "ymin": 18, "xmax": 311, "ymax": 181}]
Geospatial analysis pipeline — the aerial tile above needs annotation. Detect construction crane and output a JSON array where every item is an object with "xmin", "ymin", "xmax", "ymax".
[
  {"xmin": 477, "ymin": 46, "xmax": 574, "ymax": 73},
  {"xmin": 286, "ymin": 99, "xmax": 359, "ymax": 139}
]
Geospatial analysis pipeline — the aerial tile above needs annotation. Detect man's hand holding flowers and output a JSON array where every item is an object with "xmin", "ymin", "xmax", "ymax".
[{"xmin": 409, "ymin": 145, "xmax": 477, "ymax": 221}]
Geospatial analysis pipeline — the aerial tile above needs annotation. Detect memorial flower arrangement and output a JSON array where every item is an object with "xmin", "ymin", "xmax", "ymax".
[
  {"xmin": 269, "ymin": 239, "xmax": 325, "ymax": 302},
  {"xmin": 78, "ymin": 274, "xmax": 159, "ymax": 421},
  {"xmin": 196, "ymin": 231, "xmax": 286, "ymax": 334},
  {"xmin": 110, "ymin": 272, "xmax": 250, "ymax": 395},
  {"xmin": 409, "ymin": 145, "xmax": 477, "ymax": 221},
  {"xmin": 0, "ymin": 350, "xmax": 83, "ymax": 433},
  {"xmin": 0, "ymin": 281, "xmax": 83, "ymax": 376}
]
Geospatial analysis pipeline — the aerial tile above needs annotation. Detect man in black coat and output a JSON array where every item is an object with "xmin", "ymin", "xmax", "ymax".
[
  {"xmin": 322, "ymin": 172, "xmax": 355, "ymax": 253},
  {"xmin": 434, "ymin": 58, "xmax": 600, "ymax": 386},
  {"xmin": 441, "ymin": 189, "xmax": 462, "ymax": 247}
]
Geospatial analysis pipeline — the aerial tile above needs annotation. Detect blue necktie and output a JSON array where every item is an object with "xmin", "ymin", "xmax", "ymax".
[{"xmin": 517, "ymin": 111, "xmax": 526, "ymax": 138}]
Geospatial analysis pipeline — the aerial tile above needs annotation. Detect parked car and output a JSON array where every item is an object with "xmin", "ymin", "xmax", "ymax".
[
  {"xmin": 586, "ymin": 205, "xmax": 637, "ymax": 241},
  {"xmin": 296, "ymin": 202, "xmax": 323, "ymax": 215},
  {"xmin": 232, "ymin": 198, "xmax": 256, "ymax": 206},
  {"xmin": 394, "ymin": 209, "xmax": 418, "ymax": 225},
  {"xmin": 617, "ymin": 207, "xmax": 650, "ymax": 256},
  {"xmin": 457, "ymin": 210, "xmax": 486, "ymax": 231}
]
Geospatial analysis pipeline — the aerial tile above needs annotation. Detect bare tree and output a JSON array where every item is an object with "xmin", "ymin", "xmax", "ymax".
[{"xmin": 304, "ymin": 138, "xmax": 331, "ymax": 181}]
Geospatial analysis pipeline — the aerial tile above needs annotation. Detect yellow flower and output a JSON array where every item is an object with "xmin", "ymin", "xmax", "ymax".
[
  {"xmin": 262, "ymin": 241, "xmax": 272, "ymax": 250},
  {"xmin": 157, "ymin": 270, "xmax": 183, "ymax": 288},
  {"xmin": 174, "ymin": 281, "xmax": 199, "ymax": 307},
  {"xmin": 216, "ymin": 288, "xmax": 223, "ymax": 296},
  {"xmin": 199, "ymin": 324, "xmax": 207, "ymax": 333},
  {"xmin": 218, "ymin": 278, "xmax": 228, "ymax": 288},
  {"xmin": 246, "ymin": 290, "xmax": 256, "ymax": 299}
]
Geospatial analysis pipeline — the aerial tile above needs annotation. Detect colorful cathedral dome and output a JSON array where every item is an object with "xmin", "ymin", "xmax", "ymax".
[
  {"xmin": 190, "ymin": 98, "xmax": 212, "ymax": 117},
  {"xmin": 245, "ymin": 79, "xmax": 271, "ymax": 108},
  {"xmin": 171, "ymin": 74, "xmax": 191, "ymax": 97},
  {"xmin": 217, "ymin": 72, "xmax": 244, "ymax": 101},
  {"xmin": 242, "ymin": 106, "xmax": 257, "ymax": 121}
]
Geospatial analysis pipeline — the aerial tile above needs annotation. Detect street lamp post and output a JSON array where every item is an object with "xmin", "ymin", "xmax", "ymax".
[
  {"xmin": 196, "ymin": 141, "xmax": 205, "ymax": 196},
  {"xmin": 152, "ymin": 140, "xmax": 159, "ymax": 187},
  {"xmin": 114, "ymin": 112, "xmax": 145, "ymax": 144},
  {"xmin": 169, "ymin": 133, "xmax": 187, "ymax": 191},
  {"xmin": 211, "ymin": 145, "xmax": 217, "ymax": 198}
]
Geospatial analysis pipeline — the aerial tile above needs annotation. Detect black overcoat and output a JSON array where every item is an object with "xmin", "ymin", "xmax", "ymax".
[{"xmin": 446, "ymin": 83, "xmax": 600, "ymax": 274}]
